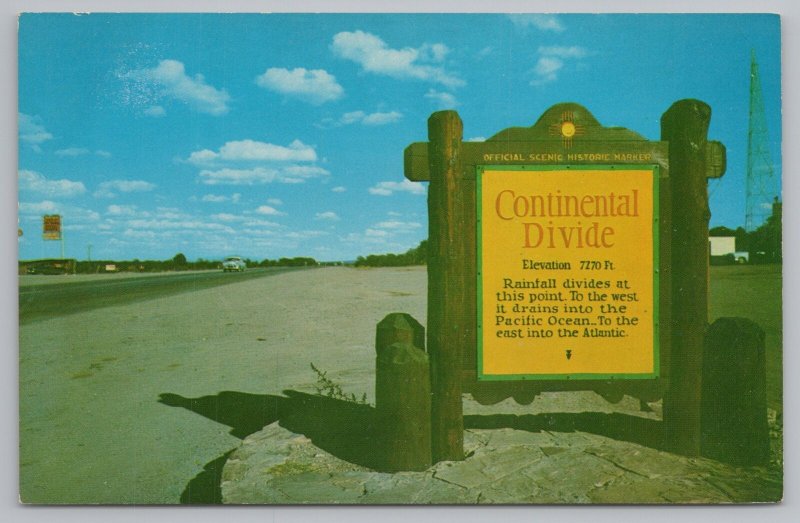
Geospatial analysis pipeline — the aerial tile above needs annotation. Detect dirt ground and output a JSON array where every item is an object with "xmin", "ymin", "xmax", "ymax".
[
  {"xmin": 18, "ymin": 265, "xmax": 782, "ymax": 504},
  {"xmin": 19, "ymin": 267, "xmax": 427, "ymax": 503}
]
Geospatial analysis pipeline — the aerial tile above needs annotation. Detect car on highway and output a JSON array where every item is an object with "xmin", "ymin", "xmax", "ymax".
[{"xmin": 222, "ymin": 256, "xmax": 247, "ymax": 272}]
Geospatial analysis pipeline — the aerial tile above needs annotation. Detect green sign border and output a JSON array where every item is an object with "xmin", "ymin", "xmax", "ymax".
[{"xmin": 476, "ymin": 164, "xmax": 660, "ymax": 381}]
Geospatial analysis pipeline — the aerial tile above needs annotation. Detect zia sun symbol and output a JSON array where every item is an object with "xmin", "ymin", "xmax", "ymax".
[{"xmin": 549, "ymin": 111, "xmax": 585, "ymax": 148}]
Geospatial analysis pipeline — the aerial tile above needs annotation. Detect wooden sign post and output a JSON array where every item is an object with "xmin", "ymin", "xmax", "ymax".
[
  {"xmin": 406, "ymin": 101, "xmax": 725, "ymax": 462},
  {"xmin": 661, "ymin": 100, "xmax": 725, "ymax": 456},
  {"xmin": 427, "ymin": 111, "xmax": 467, "ymax": 462}
]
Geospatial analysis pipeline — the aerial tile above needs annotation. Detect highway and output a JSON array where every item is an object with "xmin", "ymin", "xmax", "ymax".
[{"xmin": 19, "ymin": 267, "xmax": 307, "ymax": 324}]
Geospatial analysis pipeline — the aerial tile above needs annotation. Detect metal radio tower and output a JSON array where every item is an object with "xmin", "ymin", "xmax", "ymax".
[{"xmin": 745, "ymin": 50, "xmax": 777, "ymax": 231}]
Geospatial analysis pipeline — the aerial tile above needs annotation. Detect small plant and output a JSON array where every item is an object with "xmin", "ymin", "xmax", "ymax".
[{"xmin": 310, "ymin": 362, "xmax": 368, "ymax": 405}]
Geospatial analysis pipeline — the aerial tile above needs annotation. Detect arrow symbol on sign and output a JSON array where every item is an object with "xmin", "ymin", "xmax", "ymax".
[{"xmin": 566, "ymin": 350, "xmax": 572, "ymax": 360}]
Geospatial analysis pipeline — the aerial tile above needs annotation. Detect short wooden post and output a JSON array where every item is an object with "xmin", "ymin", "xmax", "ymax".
[
  {"xmin": 375, "ymin": 313, "xmax": 431, "ymax": 471},
  {"xmin": 376, "ymin": 312, "xmax": 425, "ymax": 352},
  {"xmin": 427, "ymin": 111, "xmax": 465, "ymax": 463},
  {"xmin": 661, "ymin": 99, "xmax": 712, "ymax": 456},
  {"xmin": 701, "ymin": 317, "xmax": 769, "ymax": 466}
]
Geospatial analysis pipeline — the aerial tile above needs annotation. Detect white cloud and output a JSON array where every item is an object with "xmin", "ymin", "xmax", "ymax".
[
  {"xmin": 375, "ymin": 220, "xmax": 418, "ymax": 229},
  {"xmin": 318, "ymin": 110, "xmax": 403, "ymax": 129},
  {"xmin": 18, "ymin": 200, "xmax": 59, "ymax": 215},
  {"xmin": 342, "ymin": 230, "xmax": 412, "ymax": 251},
  {"xmin": 362, "ymin": 111, "xmax": 403, "ymax": 125},
  {"xmin": 369, "ymin": 179, "xmax": 426, "ymax": 196},
  {"xmin": 255, "ymin": 205, "xmax": 285, "ymax": 216},
  {"xmin": 538, "ymin": 46, "xmax": 588, "ymax": 59},
  {"xmin": 341, "ymin": 215, "xmax": 427, "ymax": 254},
  {"xmin": 211, "ymin": 213, "xmax": 240, "ymax": 222},
  {"xmin": 221, "ymin": 139, "xmax": 316, "ymax": 162},
  {"xmin": 78, "ymin": 208, "xmax": 102, "ymax": 222},
  {"xmin": 331, "ymin": 30, "xmax": 464, "ymax": 88},
  {"xmin": 126, "ymin": 218, "xmax": 234, "ymax": 233},
  {"xmin": 241, "ymin": 218, "xmax": 280, "ymax": 228},
  {"xmin": 94, "ymin": 179, "xmax": 156, "ymax": 198},
  {"xmin": 127, "ymin": 59, "xmax": 230, "ymax": 115},
  {"xmin": 208, "ymin": 213, "xmax": 280, "ymax": 229},
  {"xmin": 107, "ymin": 204, "xmax": 139, "ymax": 217},
  {"xmin": 54, "ymin": 147, "xmax": 112, "ymax": 158},
  {"xmin": 467, "ymin": 136, "xmax": 486, "ymax": 142},
  {"xmin": 331, "ymin": 186, "xmax": 347, "ymax": 193},
  {"xmin": 365, "ymin": 228, "xmax": 389, "ymax": 238},
  {"xmin": 154, "ymin": 207, "xmax": 188, "ymax": 220},
  {"xmin": 267, "ymin": 198, "xmax": 283, "ymax": 206},
  {"xmin": 374, "ymin": 220, "xmax": 422, "ymax": 232},
  {"xmin": 340, "ymin": 111, "xmax": 365, "ymax": 125},
  {"xmin": 19, "ymin": 170, "xmax": 87, "ymax": 198},
  {"xmin": 19, "ymin": 113, "xmax": 53, "ymax": 150},
  {"xmin": 55, "ymin": 147, "xmax": 90, "ymax": 157},
  {"xmin": 285, "ymin": 230, "xmax": 327, "ymax": 240},
  {"xmin": 532, "ymin": 57, "xmax": 564, "ymax": 85},
  {"xmin": 255, "ymin": 67, "xmax": 344, "ymax": 105},
  {"xmin": 123, "ymin": 229, "xmax": 159, "ymax": 240},
  {"xmin": 18, "ymin": 200, "xmax": 100, "ymax": 223},
  {"xmin": 531, "ymin": 46, "xmax": 589, "ymax": 86},
  {"xmin": 315, "ymin": 211, "xmax": 340, "ymax": 221},
  {"xmin": 342, "ymin": 110, "xmax": 403, "ymax": 126},
  {"xmin": 187, "ymin": 139, "xmax": 317, "ymax": 165},
  {"xmin": 103, "ymin": 206, "xmax": 313, "ymax": 254},
  {"xmin": 424, "ymin": 89, "xmax": 459, "ymax": 109},
  {"xmin": 186, "ymin": 141, "xmax": 327, "ymax": 188},
  {"xmin": 424, "ymin": 42, "xmax": 450, "ymax": 61},
  {"xmin": 281, "ymin": 165, "xmax": 330, "ymax": 180},
  {"xmin": 508, "ymin": 14, "xmax": 565, "ymax": 33},
  {"xmin": 199, "ymin": 167, "xmax": 277, "ymax": 185},
  {"xmin": 144, "ymin": 105, "xmax": 166, "ymax": 117},
  {"xmin": 187, "ymin": 149, "xmax": 220, "ymax": 165},
  {"xmin": 201, "ymin": 194, "xmax": 229, "ymax": 203}
]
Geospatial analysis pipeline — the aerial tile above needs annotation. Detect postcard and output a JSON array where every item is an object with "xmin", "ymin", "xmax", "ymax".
[{"xmin": 18, "ymin": 12, "xmax": 782, "ymax": 504}]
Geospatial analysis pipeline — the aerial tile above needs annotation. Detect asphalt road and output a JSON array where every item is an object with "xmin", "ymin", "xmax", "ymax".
[{"xmin": 19, "ymin": 267, "xmax": 307, "ymax": 324}]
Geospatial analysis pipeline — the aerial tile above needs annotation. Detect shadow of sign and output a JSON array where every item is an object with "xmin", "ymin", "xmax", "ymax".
[
  {"xmin": 159, "ymin": 391, "xmax": 283, "ymax": 439},
  {"xmin": 178, "ymin": 450, "xmax": 234, "ymax": 504},
  {"xmin": 158, "ymin": 390, "xmax": 378, "ymax": 503},
  {"xmin": 159, "ymin": 390, "xmax": 669, "ymax": 504},
  {"xmin": 279, "ymin": 390, "xmax": 378, "ymax": 469}
]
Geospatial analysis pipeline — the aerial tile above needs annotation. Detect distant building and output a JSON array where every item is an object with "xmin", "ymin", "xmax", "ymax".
[
  {"xmin": 709, "ymin": 236, "xmax": 749, "ymax": 264},
  {"xmin": 709, "ymin": 236, "xmax": 736, "ymax": 257}
]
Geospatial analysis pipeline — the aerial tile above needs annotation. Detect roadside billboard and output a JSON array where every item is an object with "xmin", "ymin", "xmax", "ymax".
[{"xmin": 42, "ymin": 214, "xmax": 62, "ymax": 241}]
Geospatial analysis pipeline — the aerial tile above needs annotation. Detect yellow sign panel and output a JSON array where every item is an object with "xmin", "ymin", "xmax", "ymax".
[
  {"xmin": 478, "ymin": 166, "xmax": 658, "ymax": 380},
  {"xmin": 42, "ymin": 214, "xmax": 62, "ymax": 241}
]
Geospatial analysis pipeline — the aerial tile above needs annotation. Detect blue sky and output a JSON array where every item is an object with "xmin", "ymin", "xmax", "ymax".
[{"xmin": 17, "ymin": 13, "xmax": 781, "ymax": 262}]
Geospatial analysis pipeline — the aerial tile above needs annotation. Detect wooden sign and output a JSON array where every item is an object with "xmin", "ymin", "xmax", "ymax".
[
  {"xmin": 477, "ymin": 165, "xmax": 659, "ymax": 380},
  {"xmin": 406, "ymin": 100, "xmax": 726, "ymax": 460}
]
